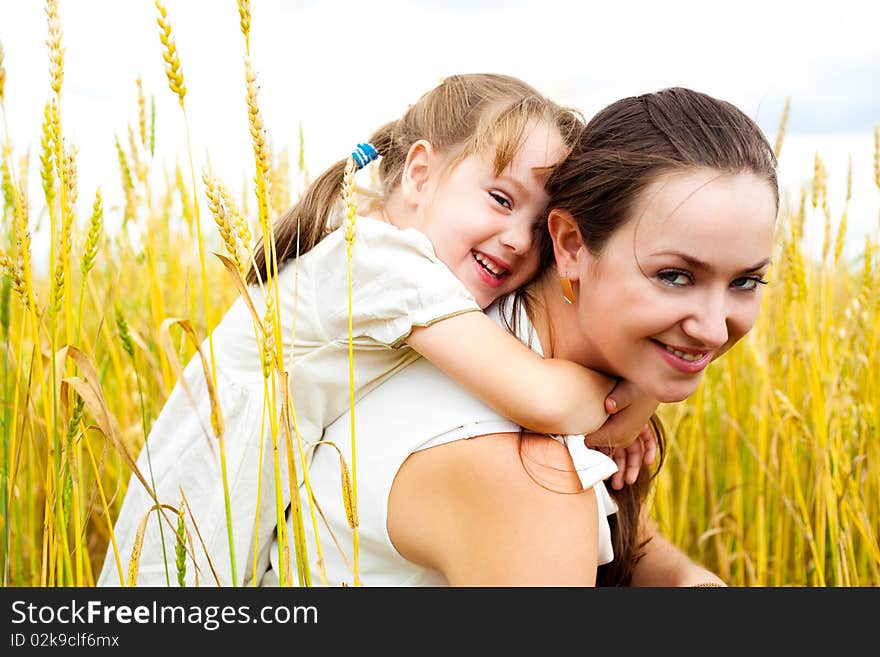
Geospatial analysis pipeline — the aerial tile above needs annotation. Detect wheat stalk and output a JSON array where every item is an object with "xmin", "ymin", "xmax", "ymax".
[
  {"xmin": 217, "ymin": 178, "xmax": 252, "ymax": 259},
  {"xmin": 1, "ymin": 150, "xmax": 14, "ymax": 216},
  {"xmin": 245, "ymin": 57, "xmax": 271, "ymax": 236},
  {"xmin": 12, "ymin": 184, "xmax": 36, "ymax": 313},
  {"xmin": 203, "ymin": 168, "xmax": 244, "ymax": 275},
  {"xmin": 238, "ymin": 0, "xmax": 251, "ymax": 53},
  {"xmin": 45, "ymin": 0, "xmax": 64, "ymax": 97},
  {"xmin": 53, "ymin": 144, "xmax": 76, "ymax": 311},
  {"xmin": 0, "ymin": 41, "xmax": 6, "ymax": 104},
  {"xmin": 269, "ymin": 148, "xmax": 290, "ymax": 223},
  {"xmin": 297, "ymin": 121, "xmax": 310, "ymax": 186},
  {"xmin": 834, "ymin": 155, "xmax": 852, "ymax": 267},
  {"xmin": 175, "ymin": 496, "xmax": 187, "ymax": 587},
  {"xmin": 136, "ymin": 77, "xmax": 148, "ymax": 152},
  {"xmin": 340, "ymin": 156, "xmax": 361, "ymax": 584},
  {"xmin": 773, "ymin": 96, "xmax": 790, "ymax": 159},
  {"xmin": 128, "ymin": 123, "xmax": 147, "ymax": 190},
  {"xmin": 80, "ymin": 189, "xmax": 103, "ymax": 276},
  {"xmin": 115, "ymin": 135, "xmax": 136, "ymax": 225},
  {"xmin": 155, "ymin": 0, "xmax": 186, "ymax": 105},
  {"xmin": 0, "ymin": 253, "xmax": 27, "ymax": 308},
  {"xmin": 874, "ymin": 125, "xmax": 879, "ymax": 192},
  {"xmin": 39, "ymin": 100, "xmax": 56, "ymax": 210}
]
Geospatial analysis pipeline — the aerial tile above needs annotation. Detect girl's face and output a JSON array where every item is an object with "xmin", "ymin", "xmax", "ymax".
[
  {"xmin": 419, "ymin": 121, "xmax": 567, "ymax": 309},
  {"xmin": 574, "ymin": 168, "xmax": 778, "ymax": 403}
]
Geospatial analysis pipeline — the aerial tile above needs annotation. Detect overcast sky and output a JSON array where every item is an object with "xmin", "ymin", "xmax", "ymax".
[{"xmin": 2, "ymin": 0, "xmax": 878, "ymax": 262}]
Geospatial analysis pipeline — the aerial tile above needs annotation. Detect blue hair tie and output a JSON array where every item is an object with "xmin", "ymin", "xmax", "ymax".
[{"xmin": 351, "ymin": 142, "xmax": 379, "ymax": 170}]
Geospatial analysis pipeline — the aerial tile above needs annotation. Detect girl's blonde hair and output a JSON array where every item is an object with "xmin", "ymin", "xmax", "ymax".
[{"xmin": 247, "ymin": 73, "xmax": 583, "ymax": 284}]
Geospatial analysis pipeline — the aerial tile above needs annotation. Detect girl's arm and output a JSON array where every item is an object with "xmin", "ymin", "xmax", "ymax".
[
  {"xmin": 388, "ymin": 432, "xmax": 600, "ymax": 585},
  {"xmin": 406, "ymin": 311, "xmax": 614, "ymax": 436}
]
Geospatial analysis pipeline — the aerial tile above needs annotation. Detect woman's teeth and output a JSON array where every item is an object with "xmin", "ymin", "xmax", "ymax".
[
  {"xmin": 664, "ymin": 345, "xmax": 705, "ymax": 362},
  {"xmin": 474, "ymin": 252, "xmax": 506, "ymax": 278}
]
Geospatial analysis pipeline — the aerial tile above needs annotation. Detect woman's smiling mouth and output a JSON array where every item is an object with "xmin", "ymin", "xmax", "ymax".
[{"xmin": 651, "ymin": 339, "xmax": 713, "ymax": 373}]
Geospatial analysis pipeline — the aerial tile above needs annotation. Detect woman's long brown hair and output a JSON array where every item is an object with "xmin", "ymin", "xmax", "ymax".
[{"xmin": 515, "ymin": 87, "xmax": 779, "ymax": 585}]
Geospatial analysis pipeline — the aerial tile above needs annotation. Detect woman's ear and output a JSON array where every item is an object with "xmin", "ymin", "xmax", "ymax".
[
  {"xmin": 400, "ymin": 140, "xmax": 436, "ymax": 207},
  {"xmin": 547, "ymin": 209, "xmax": 584, "ymax": 279}
]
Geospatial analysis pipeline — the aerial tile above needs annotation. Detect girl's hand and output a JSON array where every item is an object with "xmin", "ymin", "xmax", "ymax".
[
  {"xmin": 584, "ymin": 380, "xmax": 659, "ymax": 490},
  {"xmin": 583, "ymin": 379, "xmax": 659, "ymax": 450},
  {"xmin": 603, "ymin": 423, "xmax": 657, "ymax": 490}
]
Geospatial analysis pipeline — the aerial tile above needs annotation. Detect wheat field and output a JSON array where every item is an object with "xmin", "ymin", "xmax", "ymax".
[{"xmin": 0, "ymin": 1, "xmax": 878, "ymax": 587}]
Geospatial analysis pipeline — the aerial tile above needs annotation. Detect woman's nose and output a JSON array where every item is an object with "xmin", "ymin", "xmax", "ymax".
[{"xmin": 681, "ymin": 293, "xmax": 729, "ymax": 349}]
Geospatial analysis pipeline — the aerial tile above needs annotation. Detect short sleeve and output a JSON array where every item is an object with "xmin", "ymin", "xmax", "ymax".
[
  {"xmin": 559, "ymin": 435, "xmax": 619, "ymax": 565},
  {"xmin": 318, "ymin": 218, "xmax": 481, "ymax": 347}
]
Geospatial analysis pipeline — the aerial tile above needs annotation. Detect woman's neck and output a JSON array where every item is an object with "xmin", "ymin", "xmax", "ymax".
[{"xmin": 528, "ymin": 271, "xmax": 604, "ymax": 373}]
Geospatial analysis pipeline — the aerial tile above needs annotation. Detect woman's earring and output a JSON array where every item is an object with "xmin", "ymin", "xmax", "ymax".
[{"xmin": 560, "ymin": 277, "xmax": 575, "ymax": 305}]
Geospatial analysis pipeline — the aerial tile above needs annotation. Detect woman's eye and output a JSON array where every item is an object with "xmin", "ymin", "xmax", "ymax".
[
  {"xmin": 489, "ymin": 191, "xmax": 512, "ymax": 210},
  {"xmin": 731, "ymin": 276, "xmax": 769, "ymax": 291},
  {"xmin": 657, "ymin": 270, "xmax": 691, "ymax": 286}
]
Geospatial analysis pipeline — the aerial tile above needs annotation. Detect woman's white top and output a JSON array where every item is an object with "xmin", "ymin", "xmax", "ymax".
[
  {"xmin": 261, "ymin": 302, "xmax": 619, "ymax": 587},
  {"xmin": 97, "ymin": 216, "xmax": 480, "ymax": 587}
]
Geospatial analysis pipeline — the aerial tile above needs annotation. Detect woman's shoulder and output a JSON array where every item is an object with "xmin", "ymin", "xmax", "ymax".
[{"xmin": 388, "ymin": 432, "xmax": 600, "ymax": 585}]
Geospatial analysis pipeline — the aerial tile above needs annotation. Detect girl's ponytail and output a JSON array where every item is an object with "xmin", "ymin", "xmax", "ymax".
[
  {"xmin": 246, "ymin": 122, "xmax": 396, "ymax": 285},
  {"xmin": 247, "ymin": 157, "xmax": 346, "ymax": 284}
]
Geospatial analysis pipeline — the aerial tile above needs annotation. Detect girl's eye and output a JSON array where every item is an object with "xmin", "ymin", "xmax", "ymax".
[
  {"xmin": 731, "ymin": 276, "xmax": 769, "ymax": 291},
  {"xmin": 489, "ymin": 191, "xmax": 512, "ymax": 210},
  {"xmin": 657, "ymin": 270, "xmax": 692, "ymax": 286}
]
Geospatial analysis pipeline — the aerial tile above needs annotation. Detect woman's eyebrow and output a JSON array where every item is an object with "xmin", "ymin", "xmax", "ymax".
[{"xmin": 655, "ymin": 251, "xmax": 771, "ymax": 274}]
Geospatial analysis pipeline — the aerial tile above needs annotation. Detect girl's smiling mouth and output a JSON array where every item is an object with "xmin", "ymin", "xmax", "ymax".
[{"xmin": 472, "ymin": 250, "xmax": 510, "ymax": 285}]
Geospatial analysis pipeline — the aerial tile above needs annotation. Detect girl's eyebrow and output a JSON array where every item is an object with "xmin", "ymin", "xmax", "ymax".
[
  {"xmin": 654, "ymin": 251, "xmax": 772, "ymax": 274},
  {"xmin": 496, "ymin": 173, "xmax": 530, "ymax": 198}
]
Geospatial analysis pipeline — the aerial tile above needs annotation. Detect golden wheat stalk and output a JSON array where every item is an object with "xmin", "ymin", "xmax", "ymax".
[
  {"xmin": 80, "ymin": 189, "xmax": 102, "ymax": 276},
  {"xmin": 1, "ymin": 150, "xmax": 14, "ymax": 215},
  {"xmin": 773, "ymin": 96, "xmax": 790, "ymax": 159},
  {"xmin": 834, "ymin": 155, "xmax": 852, "ymax": 267},
  {"xmin": 154, "ymin": 0, "xmax": 186, "ymax": 105},
  {"xmin": 238, "ymin": 0, "xmax": 251, "ymax": 52},
  {"xmin": 217, "ymin": 178, "xmax": 252, "ymax": 260},
  {"xmin": 0, "ymin": 41, "xmax": 6, "ymax": 104},
  {"xmin": 297, "ymin": 121, "xmax": 309, "ymax": 186},
  {"xmin": 341, "ymin": 156, "xmax": 361, "ymax": 584},
  {"xmin": 203, "ymin": 168, "xmax": 244, "ymax": 275},
  {"xmin": 175, "ymin": 496, "xmax": 187, "ymax": 586},
  {"xmin": 136, "ymin": 77, "xmax": 148, "ymax": 152},
  {"xmin": 269, "ymin": 148, "xmax": 290, "ymax": 224},
  {"xmin": 0, "ymin": 253, "xmax": 27, "ymax": 308},
  {"xmin": 45, "ymin": 0, "xmax": 64, "ymax": 97},
  {"xmin": 53, "ymin": 144, "xmax": 76, "ymax": 311},
  {"xmin": 39, "ymin": 101, "xmax": 56, "ymax": 211},
  {"xmin": 114, "ymin": 135, "xmax": 136, "ymax": 225},
  {"xmin": 12, "ymin": 184, "xmax": 37, "ymax": 313},
  {"xmin": 245, "ymin": 57, "xmax": 271, "ymax": 233},
  {"xmin": 128, "ymin": 123, "xmax": 147, "ymax": 190}
]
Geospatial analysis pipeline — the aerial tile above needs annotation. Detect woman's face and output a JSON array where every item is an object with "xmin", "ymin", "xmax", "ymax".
[{"xmin": 574, "ymin": 168, "xmax": 778, "ymax": 403}]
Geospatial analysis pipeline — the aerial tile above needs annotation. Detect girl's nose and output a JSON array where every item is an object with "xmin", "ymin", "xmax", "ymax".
[{"xmin": 500, "ymin": 223, "xmax": 532, "ymax": 255}]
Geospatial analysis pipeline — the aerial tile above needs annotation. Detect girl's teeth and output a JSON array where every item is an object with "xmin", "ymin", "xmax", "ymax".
[
  {"xmin": 474, "ymin": 253, "xmax": 505, "ymax": 277},
  {"xmin": 664, "ymin": 345, "xmax": 704, "ymax": 362}
]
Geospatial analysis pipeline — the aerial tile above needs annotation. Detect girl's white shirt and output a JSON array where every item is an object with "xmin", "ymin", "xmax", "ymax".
[
  {"xmin": 97, "ymin": 216, "xmax": 480, "ymax": 587},
  {"xmin": 261, "ymin": 301, "xmax": 619, "ymax": 587}
]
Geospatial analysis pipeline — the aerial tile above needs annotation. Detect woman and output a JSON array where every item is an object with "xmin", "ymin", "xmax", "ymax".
[{"xmin": 261, "ymin": 86, "xmax": 779, "ymax": 586}]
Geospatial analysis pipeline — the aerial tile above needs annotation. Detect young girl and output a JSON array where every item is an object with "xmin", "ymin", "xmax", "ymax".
[{"xmin": 98, "ymin": 74, "xmax": 657, "ymax": 587}]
